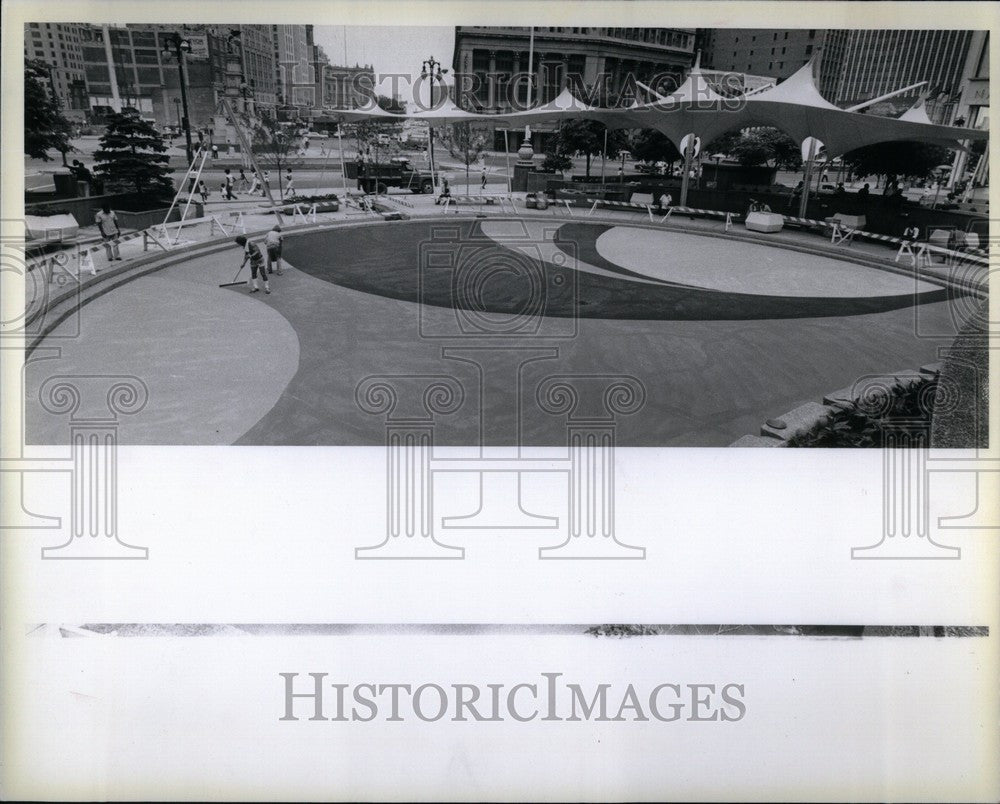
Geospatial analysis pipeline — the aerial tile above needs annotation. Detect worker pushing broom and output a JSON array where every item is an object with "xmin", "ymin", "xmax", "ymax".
[{"xmin": 220, "ymin": 234, "xmax": 271, "ymax": 294}]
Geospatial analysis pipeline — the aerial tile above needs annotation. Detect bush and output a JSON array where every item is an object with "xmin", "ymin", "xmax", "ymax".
[{"xmin": 786, "ymin": 377, "xmax": 936, "ymax": 447}]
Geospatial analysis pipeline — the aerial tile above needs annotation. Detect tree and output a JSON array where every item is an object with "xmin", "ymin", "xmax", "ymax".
[
  {"xmin": 629, "ymin": 129, "xmax": 681, "ymax": 169},
  {"xmin": 92, "ymin": 108, "xmax": 173, "ymax": 195},
  {"xmin": 24, "ymin": 59, "xmax": 74, "ymax": 162},
  {"xmin": 707, "ymin": 127, "xmax": 801, "ymax": 170},
  {"xmin": 841, "ymin": 141, "xmax": 955, "ymax": 182},
  {"xmin": 438, "ymin": 122, "xmax": 488, "ymax": 193},
  {"xmin": 553, "ymin": 120, "xmax": 629, "ymax": 178},
  {"xmin": 252, "ymin": 113, "xmax": 303, "ymax": 199},
  {"xmin": 541, "ymin": 151, "xmax": 573, "ymax": 175}
]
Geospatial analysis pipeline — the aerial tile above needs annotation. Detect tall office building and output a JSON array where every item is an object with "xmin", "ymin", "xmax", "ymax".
[
  {"xmin": 822, "ymin": 30, "xmax": 975, "ymax": 122},
  {"xmin": 699, "ymin": 28, "xmax": 825, "ymax": 85},
  {"xmin": 23, "ymin": 22, "xmax": 89, "ymax": 121},
  {"xmin": 452, "ymin": 27, "xmax": 697, "ymax": 111},
  {"xmin": 273, "ymin": 24, "xmax": 313, "ymax": 114},
  {"xmin": 234, "ymin": 24, "xmax": 278, "ymax": 116}
]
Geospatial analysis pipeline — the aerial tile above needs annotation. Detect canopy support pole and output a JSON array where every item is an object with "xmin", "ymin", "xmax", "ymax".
[
  {"xmin": 503, "ymin": 129, "xmax": 512, "ymax": 194},
  {"xmin": 337, "ymin": 125, "xmax": 348, "ymax": 198},
  {"xmin": 680, "ymin": 135, "xmax": 694, "ymax": 207},
  {"xmin": 798, "ymin": 138, "xmax": 818, "ymax": 218}
]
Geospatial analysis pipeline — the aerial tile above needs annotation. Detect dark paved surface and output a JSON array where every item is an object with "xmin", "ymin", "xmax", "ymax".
[{"xmin": 236, "ymin": 219, "xmax": 968, "ymax": 446}]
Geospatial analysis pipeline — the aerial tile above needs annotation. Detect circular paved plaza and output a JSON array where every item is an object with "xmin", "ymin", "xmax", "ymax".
[{"xmin": 27, "ymin": 218, "xmax": 963, "ymax": 446}]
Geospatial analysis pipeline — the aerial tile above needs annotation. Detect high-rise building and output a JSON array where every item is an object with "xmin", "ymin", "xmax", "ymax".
[
  {"xmin": 77, "ymin": 24, "xmax": 229, "ymax": 129},
  {"xmin": 452, "ymin": 26, "xmax": 697, "ymax": 112},
  {"xmin": 234, "ymin": 24, "xmax": 278, "ymax": 116},
  {"xmin": 822, "ymin": 30, "xmax": 976, "ymax": 122},
  {"xmin": 699, "ymin": 28, "xmax": 824, "ymax": 85},
  {"xmin": 273, "ymin": 24, "xmax": 313, "ymax": 114},
  {"xmin": 23, "ymin": 22, "xmax": 89, "ymax": 121}
]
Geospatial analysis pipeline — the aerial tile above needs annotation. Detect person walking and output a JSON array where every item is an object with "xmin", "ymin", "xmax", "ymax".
[
  {"xmin": 248, "ymin": 171, "xmax": 261, "ymax": 196},
  {"xmin": 264, "ymin": 225, "xmax": 284, "ymax": 276},
  {"xmin": 211, "ymin": 143, "xmax": 219, "ymax": 160},
  {"xmin": 262, "ymin": 170, "xmax": 271, "ymax": 197},
  {"xmin": 480, "ymin": 165, "xmax": 487, "ymax": 191},
  {"xmin": 198, "ymin": 180, "xmax": 210, "ymax": 203},
  {"xmin": 95, "ymin": 203, "xmax": 122, "ymax": 262},
  {"xmin": 224, "ymin": 169, "xmax": 237, "ymax": 200},
  {"xmin": 238, "ymin": 168, "xmax": 249, "ymax": 193},
  {"xmin": 284, "ymin": 170, "xmax": 295, "ymax": 199},
  {"xmin": 235, "ymin": 235, "xmax": 270, "ymax": 294}
]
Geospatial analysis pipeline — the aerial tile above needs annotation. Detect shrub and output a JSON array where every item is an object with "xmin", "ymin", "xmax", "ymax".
[{"xmin": 787, "ymin": 377, "xmax": 936, "ymax": 447}]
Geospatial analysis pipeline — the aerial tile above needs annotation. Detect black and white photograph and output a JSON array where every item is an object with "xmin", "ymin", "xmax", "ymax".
[{"xmin": 1, "ymin": 1, "xmax": 997, "ymax": 800}]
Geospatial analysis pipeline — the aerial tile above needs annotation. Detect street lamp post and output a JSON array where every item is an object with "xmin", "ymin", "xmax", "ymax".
[
  {"xmin": 162, "ymin": 33, "xmax": 194, "ymax": 164},
  {"xmin": 421, "ymin": 56, "xmax": 448, "ymax": 189},
  {"xmin": 172, "ymin": 97, "xmax": 182, "ymax": 128}
]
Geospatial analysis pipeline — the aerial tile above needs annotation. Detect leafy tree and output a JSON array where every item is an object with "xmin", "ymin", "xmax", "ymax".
[
  {"xmin": 24, "ymin": 59, "xmax": 74, "ymax": 163},
  {"xmin": 92, "ymin": 108, "xmax": 173, "ymax": 194},
  {"xmin": 252, "ymin": 113, "xmax": 303, "ymax": 199},
  {"xmin": 707, "ymin": 127, "xmax": 801, "ymax": 170},
  {"xmin": 541, "ymin": 151, "xmax": 573, "ymax": 175},
  {"xmin": 438, "ymin": 122, "xmax": 488, "ymax": 192},
  {"xmin": 553, "ymin": 120, "xmax": 628, "ymax": 178},
  {"xmin": 629, "ymin": 129, "xmax": 681, "ymax": 167},
  {"xmin": 841, "ymin": 141, "xmax": 955, "ymax": 182}
]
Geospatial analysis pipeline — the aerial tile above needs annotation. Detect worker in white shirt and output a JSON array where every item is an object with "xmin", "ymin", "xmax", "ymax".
[
  {"xmin": 264, "ymin": 226, "xmax": 284, "ymax": 276},
  {"xmin": 94, "ymin": 204, "xmax": 122, "ymax": 261}
]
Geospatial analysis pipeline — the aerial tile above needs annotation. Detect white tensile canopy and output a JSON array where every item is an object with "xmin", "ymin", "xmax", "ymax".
[
  {"xmin": 325, "ymin": 57, "xmax": 985, "ymax": 157},
  {"xmin": 325, "ymin": 56, "xmax": 986, "ymax": 207}
]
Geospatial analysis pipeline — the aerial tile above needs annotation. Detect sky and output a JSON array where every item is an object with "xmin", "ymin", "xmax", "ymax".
[{"xmin": 313, "ymin": 26, "xmax": 456, "ymax": 99}]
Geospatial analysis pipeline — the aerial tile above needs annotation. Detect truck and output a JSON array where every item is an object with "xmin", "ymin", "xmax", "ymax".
[{"xmin": 344, "ymin": 157, "xmax": 436, "ymax": 194}]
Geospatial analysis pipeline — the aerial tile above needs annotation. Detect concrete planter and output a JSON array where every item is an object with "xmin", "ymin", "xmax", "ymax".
[{"xmin": 114, "ymin": 204, "xmax": 203, "ymax": 231}]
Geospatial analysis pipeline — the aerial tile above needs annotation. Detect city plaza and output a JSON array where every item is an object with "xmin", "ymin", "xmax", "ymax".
[{"xmin": 22, "ymin": 26, "xmax": 990, "ymax": 448}]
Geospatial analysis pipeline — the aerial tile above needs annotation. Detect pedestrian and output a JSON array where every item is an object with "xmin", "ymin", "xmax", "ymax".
[
  {"xmin": 188, "ymin": 177, "xmax": 197, "ymax": 195},
  {"xmin": 238, "ymin": 168, "xmax": 249, "ymax": 192},
  {"xmin": 834, "ymin": 182, "xmax": 846, "ymax": 197},
  {"xmin": 248, "ymin": 171, "xmax": 261, "ymax": 196},
  {"xmin": 199, "ymin": 180, "xmax": 209, "ymax": 203},
  {"xmin": 480, "ymin": 165, "xmax": 487, "ymax": 191},
  {"xmin": 235, "ymin": 235, "xmax": 270, "ymax": 294},
  {"xmin": 211, "ymin": 143, "xmax": 219, "ymax": 160},
  {"xmin": 95, "ymin": 203, "xmax": 122, "ymax": 262},
  {"xmin": 658, "ymin": 192, "xmax": 672, "ymax": 210},
  {"xmin": 747, "ymin": 198, "xmax": 760, "ymax": 214},
  {"xmin": 224, "ymin": 168, "xmax": 237, "ymax": 200},
  {"xmin": 284, "ymin": 170, "xmax": 294, "ymax": 198},
  {"xmin": 788, "ymin": 180, "xmax": 804, "ymax": 208},
  {"xmin": 262, "ymin": 170, "xmax": 271, "ymax": 196},
  {"xmin": 435, "ymin": 177, "xmax": 451, "ymax": 205},
  {"xmin": 858, "ymin": 183, "xmax": 870, "ymax": 200},
  {"xmin": 264, "ymin": 225, "xmax": 284, "ymax": 276},
  {"xmin": 902, "ymin": 224, "xmax": 920, "ymax": 242},
  {"xmin": 616, "ymin": 166, "xmax": 624, "ymax": 182}
]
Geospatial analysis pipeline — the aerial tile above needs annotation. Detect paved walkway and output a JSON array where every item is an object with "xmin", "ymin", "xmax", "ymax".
[{"xmin": 25, "ymin": 216, "xmax": 970, "ymax": 447}]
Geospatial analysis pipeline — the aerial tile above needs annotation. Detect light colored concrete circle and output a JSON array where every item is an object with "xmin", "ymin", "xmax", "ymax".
[{"xmin": 594, "ymin": 226, "xmax": 936, "ymax": 297}]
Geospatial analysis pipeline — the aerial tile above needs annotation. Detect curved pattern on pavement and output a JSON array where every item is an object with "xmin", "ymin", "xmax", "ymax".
[
  {"xmin": 286, "ymin": 219, "xmax": 949, "ymax": 322},
  {"xmin": 26, "ymin": 255, "xmax": 300, "ymax": 445},
  {"xmin": 593, "ymin": 225, "xmax": 939, "ymax": 297}
]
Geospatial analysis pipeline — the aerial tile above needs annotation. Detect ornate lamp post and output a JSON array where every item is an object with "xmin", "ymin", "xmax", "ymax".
[
  {"xmin": 421, "ymin": 55, "xmax": 447, "ymax": 188},
  {"xmin": 161, "ymin": 33, "xmax": 194, "ymax": 163}
]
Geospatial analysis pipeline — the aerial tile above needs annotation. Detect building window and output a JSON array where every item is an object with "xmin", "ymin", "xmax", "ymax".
[
  {"xmin": 781, "ymin": 47, "xmax": 786, "ymax": 54},
  {"xmin": 805, "ymin": 45, "xmax": 813, "ymax": 55},
  {"xmin": 784, "ymin": 32, "xmax": 789, "ymax": 39},
  {"xmin": 808, "ymin": 30, "xmax": 815, "ymax": 38}
]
